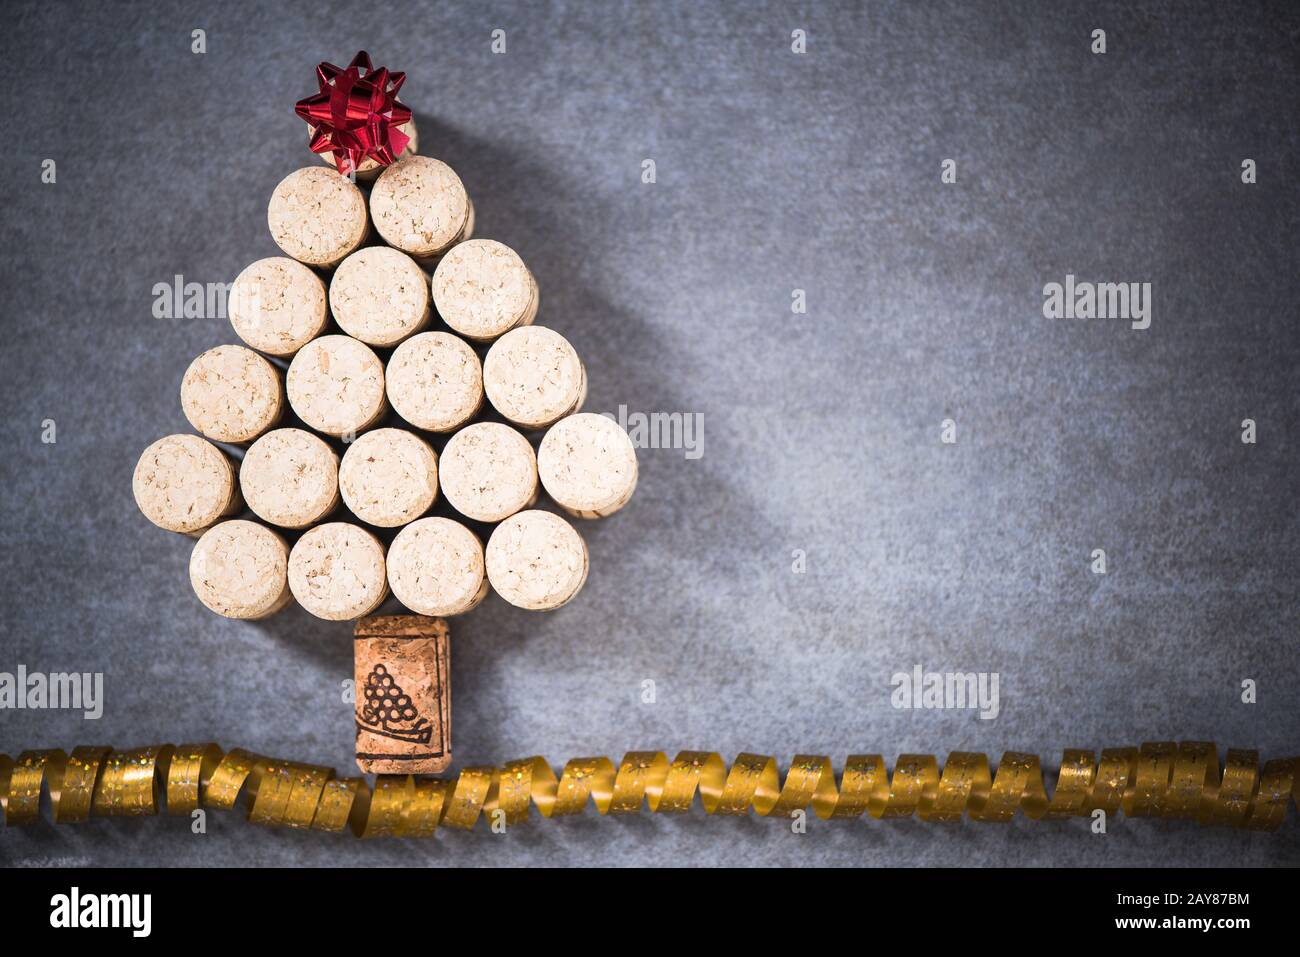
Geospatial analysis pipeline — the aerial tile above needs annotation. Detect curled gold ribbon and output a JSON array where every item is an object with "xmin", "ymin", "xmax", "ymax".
[{"xmin": 1, "ymin": 742, "xmax": 1295, "ymax": 838}]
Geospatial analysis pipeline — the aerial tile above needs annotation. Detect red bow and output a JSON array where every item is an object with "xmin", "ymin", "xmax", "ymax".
[{"xmin": 295, "ymin": 51, "xmax": 412, "ymax": 176}]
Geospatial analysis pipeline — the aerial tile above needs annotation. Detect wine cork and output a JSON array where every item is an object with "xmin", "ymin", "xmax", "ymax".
[
  {"xmin": 354, "ymin": 615, "xmax": 451, "ymax": 775},
  {"xmin": 431, "ymin": 239, "xmax": 538, "ymax": 342},
  {"xmin": 318, "ymin": 119, "xmax": 418, "ymax": 181},
  {"xmin": 369, "ymin": 156, "xmax": 473, "ymax": 261},
  {"xmin": 439, "ymin": 422, "xmax": 538, "ymax": 523},
  {"xmin": 329, "ymin": 247, "xmax": 430, "ymax": 347},
  {"xmin": 286, "ymin": 335, "xmax": 386, "ymax": 438},
  {"xmin": 240, "ymin": 428, "xmax": 340, "ymax": 529},
  {"xmin": 288, "ymin": 522, "xmax": 388, "ymax": 621},
  {"xmin": 538, "ymin": 413, "xmax": 639, "ymax": 518},
  {"xmin": 189, "ymin": 520, "xmax": 292, "ymax": 619},
  {"xmin": 133, "ymin": 434, "xmax": 241, "ymax": 535},
  {"xmin": 385, "ymin": 331, "xmax": 483, "ymax": 433},
  {"xmin": 228, "ymin": 257, "xmax": 328, "ymax": 357},
  {"xmin": 485, "ymin": 510, "xmax": 589, "ymax": 611},
  {"xmin": 387, "ymin": 518, "xmax": 488, "ymax": 617},
  {"xmin": 483, "ymin": 326, "xmax": 587, "ymax": 430},
  {"xmin": 180, "ymin": 344, "xmax": 283, "ymax": 443},
  {"xmin": 267, "ymin": 166, "xmax": 368, "ymax": 268},
  {"xmin": 338, "ymin": 428, "xmax": 438, "ymax": 528}
]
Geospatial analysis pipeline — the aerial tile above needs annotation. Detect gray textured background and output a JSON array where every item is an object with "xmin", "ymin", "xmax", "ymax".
[{"xmin": 1, "ymin": 0, "xmax": 1297, "ymax": 867}]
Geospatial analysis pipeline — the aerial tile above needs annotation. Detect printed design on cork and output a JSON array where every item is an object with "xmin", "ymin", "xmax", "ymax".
[
  {"xmin": 353, "ymin": 628, "xmax": 450, "ymax": 765},
  {"xmin": 357, "ymin": 663, "xmax": 432, "ymax": 745}
]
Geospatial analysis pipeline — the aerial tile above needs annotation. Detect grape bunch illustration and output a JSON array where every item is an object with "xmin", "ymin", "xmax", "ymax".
[{"xmin": 359, "ymin": 664, "xmax": 431, "ymax": 743}]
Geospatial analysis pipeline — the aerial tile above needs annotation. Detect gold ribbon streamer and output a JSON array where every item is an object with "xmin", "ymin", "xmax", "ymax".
[{"xmin": 1, "ymin": 742, "xmax": 1296, "ymax": 838}]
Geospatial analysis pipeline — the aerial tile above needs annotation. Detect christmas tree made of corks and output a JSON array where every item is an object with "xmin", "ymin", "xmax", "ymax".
[{"xmin": 131, "ymin": 54, "xmax": 637, "ymax": 625}]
